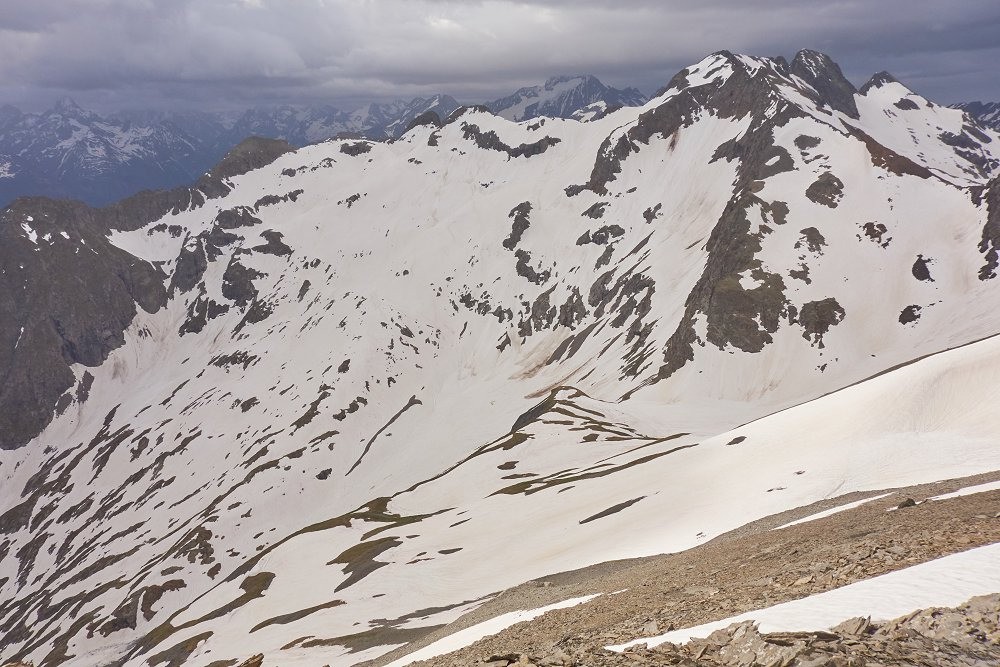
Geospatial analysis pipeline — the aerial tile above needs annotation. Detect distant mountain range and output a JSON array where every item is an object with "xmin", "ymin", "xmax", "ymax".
[
  {"xmin": 487, "ymin": 74, "xmax": 646, "ymax": 121},
  {"xmin": 952, "ymin": 101, "xmax": 1000, "ymax": 131},
  {"xmin": 0, "ymin": 98, "xmax": 213, "ymax": 209},
  {"xmin": 0, "ymin": 76, "xmax": 646, "ymax": 207}
]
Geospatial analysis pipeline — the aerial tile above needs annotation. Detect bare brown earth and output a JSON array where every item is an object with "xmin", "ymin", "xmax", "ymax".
[{"xmin": 367, "ymin": 470, "xmax": 1000, "ymax": 667}]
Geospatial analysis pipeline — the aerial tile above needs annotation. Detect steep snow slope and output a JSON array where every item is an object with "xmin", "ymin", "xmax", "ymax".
[
  {"xmin": 2, "ymin": 50, "xmax": 1000, "ymax": 667},
  {"xmin": 856, "ymin": 74, "xmax": 998, "ymax": 184}
]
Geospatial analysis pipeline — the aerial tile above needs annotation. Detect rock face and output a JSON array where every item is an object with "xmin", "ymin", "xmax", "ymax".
[
  {"xmin": 0, "ymin": 200, "xmax": 167, "ymax": 450},
  {"xmin": 2, "ymin": 50, "xmax": 1000, "ymax": 667},
  {"xmin": 790, "ymin": 49, "xmax": 859, "ymax": 118},
  {"xmin": 0, "ymin": 137, "xmax": 291, "ymax": 450}
]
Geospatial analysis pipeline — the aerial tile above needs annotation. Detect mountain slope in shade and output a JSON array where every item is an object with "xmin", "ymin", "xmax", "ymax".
[
  {"xmin": 488, "ymin": 75, "xmax": 647, "ymax": 121},
  {"xmin": 952, "ymin": 100, "xmax": 1000, "ymax": 132},
  {"xmin": 2, "ymin": 50, "xmax": 1000, "ymax": 667}
]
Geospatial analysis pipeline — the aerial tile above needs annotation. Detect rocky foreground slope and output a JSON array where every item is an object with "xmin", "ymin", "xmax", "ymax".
[
  {"xmin": 390, "ymin": 476, "xmax": 1000, "ymax": 667},
  {"xmin": 2, "ymin": 49, "xmax": 1000, "ymax": 666}
]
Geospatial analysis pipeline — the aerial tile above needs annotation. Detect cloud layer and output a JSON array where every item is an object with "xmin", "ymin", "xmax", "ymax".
[{"xmin": 2, "ymin": 0, "xmax": 999, "ymax": 111}]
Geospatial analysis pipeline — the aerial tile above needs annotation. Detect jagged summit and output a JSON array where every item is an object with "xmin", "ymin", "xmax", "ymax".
[
  {"xmin": 657, "ymin": 49, "xmax": 857, "ymax": 115},
  {"xmin": 655, "ymin": 50, "xmax": 918, "ymax": 122},
  {"xmin": 790, "ymin": 49, "xmax": 859, "ymax": 117}
]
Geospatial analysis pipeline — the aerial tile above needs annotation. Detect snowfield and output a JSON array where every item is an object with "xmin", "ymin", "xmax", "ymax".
[{"xmin": 2, "ymin": 50, "xmax": 1000, "ymax": 667}]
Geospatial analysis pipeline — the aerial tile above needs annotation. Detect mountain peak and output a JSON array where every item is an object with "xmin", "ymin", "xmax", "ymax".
[
  {"xmin": 790, "ymin": 49, "xmax": 859, "ymax": 117},
  {"xmin": 792, "ymin": 48, "xmax": 836, "ymax": 66},
  {"xmin": 543, "ymin": 74, "xmax": 591, "ymax": 89},
  {"xmin": 860, "ymin": 71, "xmax": 901, "ymax": 94},
  {"xmin": 206, "ymin": 136, "xmax": 293, "ymax": 180},
  {"xmin": 656, "ymin": 50, "xmax": 862, "ymax": 119},
  {"xmin": 52, "ymin": 96, "xmax": 83, "ymax": 114}
]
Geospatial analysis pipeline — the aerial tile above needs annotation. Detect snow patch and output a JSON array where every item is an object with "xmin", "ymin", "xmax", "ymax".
[
  {"xmin": 774, "ymin": 493, "xmax": 894, "ymax": 530},
  {"xmin": 385, "ymin": 594, "xmax": 602, "ymax": 667},
  {"xmin": 928, "ymin": 479, "xmax": 1000, "ymax": 502},
  {"xmin": 20, "ymin": 222, "xmax": 37, "ymax": 244},
  {"xmin": 609, "ymin": 542, "xmax": 1000, "ymax": 650}
]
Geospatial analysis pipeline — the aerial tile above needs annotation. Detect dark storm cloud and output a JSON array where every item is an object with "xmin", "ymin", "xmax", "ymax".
[{"xmin": 1, "ymin": 0, "xmax": 999, "ymax": 111}]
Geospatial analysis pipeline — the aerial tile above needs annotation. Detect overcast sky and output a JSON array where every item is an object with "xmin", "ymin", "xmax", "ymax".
[{"xmin": 2, "ymin": 0, "xmax": 999, "ymax": 112}]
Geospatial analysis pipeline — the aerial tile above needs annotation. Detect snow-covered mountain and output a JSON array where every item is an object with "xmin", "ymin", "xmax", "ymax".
[
  {"xmin": 3, "ymin": 49, "xmax": 1000, "ymax": 667},
  {"xmin": 0, "ymin": 96, "xmax": 462, "ymax": 208},
  {"xmin": 488, "ymin": 74, "xmax": 646, "ymax": 122},
  {"xmin": 0, "ymin": 99, "xmax": 220, "ymax": 208},
  {"xmin": 221, "ymin": 105, "xmax": 358, "ymax": 148},
  {"xmin": 347, "ymin": 95, "xmax": 463, "ymax": 140},
  {"xmin": 952, "ymin": 100, "xmax": 1000, "ymax": 131},
  {"xmin": 0, "ymin": 77, "xmax": 644, "ymax": 208},
  {"xmin": 224, "ymin": 95, "xmax": 463, "ymax": 147},
  {"xmin": 0, "ymin": 95, "xmax": 459, "ymax": 205}
]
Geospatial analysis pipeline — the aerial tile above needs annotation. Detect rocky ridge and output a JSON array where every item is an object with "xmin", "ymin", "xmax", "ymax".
[{"xmin": 0, "ymin": 136, "xmax": 291, "ymax": 449}]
